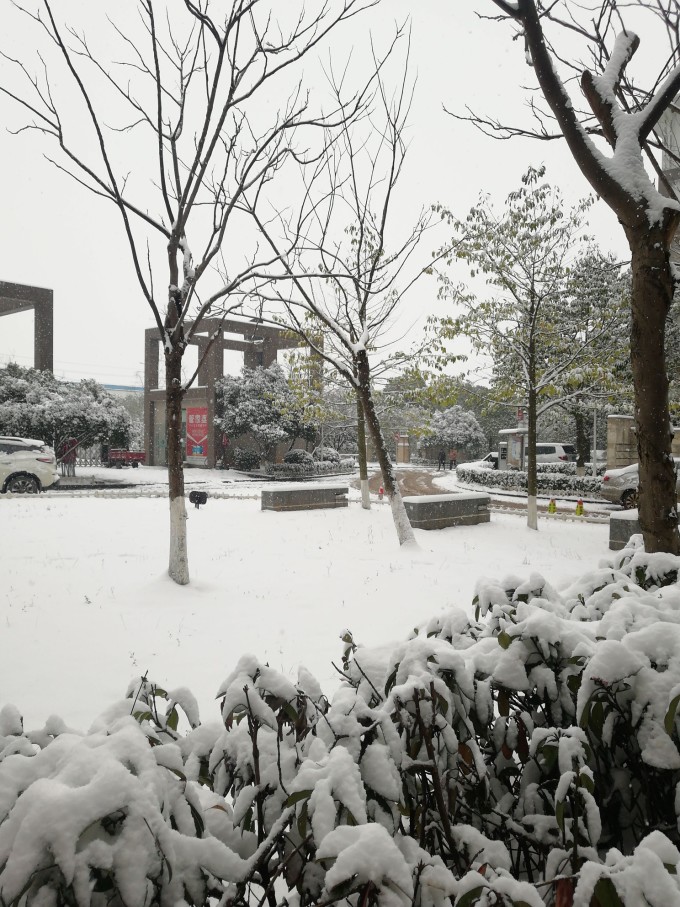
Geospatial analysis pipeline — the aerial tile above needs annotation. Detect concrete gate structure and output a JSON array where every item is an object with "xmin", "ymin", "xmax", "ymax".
[
  {"xmin": 144, "ymin": 317, "xmax": 302, "ymax": 468},
  {"xmin": 0, "ymin": 281, "xmax": 54, "ymax": 372}
]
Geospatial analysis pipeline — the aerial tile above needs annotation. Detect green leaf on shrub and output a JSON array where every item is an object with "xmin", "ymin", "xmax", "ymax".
[
  {"xmin": 297, "ymin": 801, "xmax": 309, "ymax": 839},
  {"xmin": 578, "ymin": 772, "xmax": 594, "ymax": 794},
  {"xmin": 498, "ymin": 689, "xmax": 510, "ymax": 717},
  {"xmin": 567, "ymin": 674, "xmax": 581, "ymax": 694},
  {"xmin": 456, "ymin": 886, "xmax": 485, "ymax": 907},
  {"xmin": 591, "ymin": 701, "xmax": 605, "ymax": 739},
  {"xmin": 282, "ymin": 701, "xmax": 299, "ymax": 723},
  {"xmin": 541, "ymin": 744, "xmax": 558, "ymax": 772},
  {"xmin": 384, "ymin": 667, "xmax": 398, "ymax": 696},
  {"xmin": 593, "ymin": 877, "xmax": 624, "ymax": 907},
  {"xmin": 498, "ymin": 631, "xmax": 513, "ymax": 649},
  {"xmin": 133, "ymin": 710, "xmax": 152, "ymax": 723},
  {"xmin": 327, "ymin": 876, "xmax": 360, "ymax": 900},
  {"xmin": 664, "ymin": 694, "xmax": 680, "ymax": 734},
  {"xmin": 166, "ymin": 707, "xmax": 178, "ymax": 732},
  {"xmin": 284, "ymin": 789, "xmax": 312, "ymax": 807},
  {"xmin": 555, "ymin": 799, "xmax": 566, "ymax": 832}
]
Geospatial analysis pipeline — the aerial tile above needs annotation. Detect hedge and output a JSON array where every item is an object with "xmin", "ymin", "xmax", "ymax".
[
  {"xmin": 457, "ymin": 464, "xmax": 603, "ymax": 496},
  {"xmin": 264, "ymin": 461, "xmax": 354, "ymax": 478}
]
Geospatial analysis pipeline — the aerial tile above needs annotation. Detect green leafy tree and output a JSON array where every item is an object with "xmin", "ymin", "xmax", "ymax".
[
  {"xmin": 548, "ymin": 253, "xmax": 631, "ymax": 466},
  {"xmin": 470, "ymin": 0, "xmax": 680, "ymax": 553},
  {"xmin": 436, "ymin": 169, "xmax": 621, "ymax": 529}
]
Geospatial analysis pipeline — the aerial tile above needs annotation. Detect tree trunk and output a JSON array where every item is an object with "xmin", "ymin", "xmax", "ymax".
[
  {"xmin": 355, "ymin": 391, "xmax": 371, "ymax": 510},
  {"xmin": 574, "ymin": 408, "xmax": 589, "ymax": 468},
  {"xmin": 166, "ymin": 348, "xmax": 190, "ymax": 585},
  {"xmin": 527, "ymin": 339, "xmax": 538, "ymax": 531},
  {"xmin": 355, "ymin": 351, "xmax": 415, "ymax": 546},
  {"xmin": 624, "ymin": 225, "xmax": 680, "ymax": 554}
]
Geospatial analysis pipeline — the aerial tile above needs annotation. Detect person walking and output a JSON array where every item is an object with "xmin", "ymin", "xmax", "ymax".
[{"xmin": 438, "ymin": 449, "xmax": 446, "ymax": 471}]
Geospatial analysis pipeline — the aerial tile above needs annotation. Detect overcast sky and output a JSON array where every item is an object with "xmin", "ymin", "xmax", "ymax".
[{"xmin": 0, "ymin": 1, "xmax": 633, "ymax": 387}]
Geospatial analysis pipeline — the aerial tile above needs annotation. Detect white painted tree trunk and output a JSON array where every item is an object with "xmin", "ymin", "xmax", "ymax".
[
  {"xmin": 361, "ymin": 478, "xmax": 371, "ymax": 510},
  {"xmin": 169, "ymin": 495, "xmax": 190, "ymax": 584},
  {"xmin": 391, "ymin": 487, "xmax": 417, "ymax": 547},
  {"xmin": 527, "ymin": 494, "xmax": 538, "ymax": 531}
]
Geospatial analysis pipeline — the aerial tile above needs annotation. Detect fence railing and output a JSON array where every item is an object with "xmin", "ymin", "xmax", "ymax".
[{"xmin": 76, "ymin": 446, "xmax": 103, "ymax": 468}]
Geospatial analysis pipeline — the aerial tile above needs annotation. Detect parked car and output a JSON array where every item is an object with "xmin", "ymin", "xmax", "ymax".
[
  {"xmin": 480, "ymin": 451, "xmax": 499, "ymax": 469},
  {"xmin": 465, "ymin": 451, "xmax": 498, "ymax": 469},
  {"xmin": 535, "ymin": 442, "xmax": 577, "ymax": 463},
  {"xmin": 600, "ymin": 459, "xmax": 680, "ymax": 509},
  {"xmin": 0, "ymin": 436, "xmax": 59, "ymax": 493}
]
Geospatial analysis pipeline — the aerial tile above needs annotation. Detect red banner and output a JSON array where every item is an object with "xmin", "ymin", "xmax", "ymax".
[{"xmin": 186, "ymin": 406, "xmax": 208, "ymax": 458}]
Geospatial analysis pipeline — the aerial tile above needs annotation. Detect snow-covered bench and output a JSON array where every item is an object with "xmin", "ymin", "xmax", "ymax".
[
  {"xmin": 402, "ymin": 492, "xmax": 490, "ymax": 530},
  {"xmin": 261, "ymin": 485, "xmax": 348, "ymax": 512}
]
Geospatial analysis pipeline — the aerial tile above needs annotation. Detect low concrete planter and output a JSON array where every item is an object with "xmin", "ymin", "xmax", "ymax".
[
  {"xmin": 261, "ymin": 485, "xmax": 349, "ymax": 512},
  {"xmin": 609, "ymin": 510, "xmax": 641, "ymax": 550},
  {"xmin": 402, "ymin": 492, "xmax": 490, "ymax": 530}
]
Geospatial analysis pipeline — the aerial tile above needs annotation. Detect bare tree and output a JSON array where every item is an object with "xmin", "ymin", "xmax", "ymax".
[
  {"xmin": 248, "ymin": 39, "xmax": 443, "ymax": 546},
  {"xmin": 0, "ymin": 0, "xmax": 375, "ymax": 582},
  {"xmin": 458, "ymin": 0, "xmax": 680, "ymax": 553}
]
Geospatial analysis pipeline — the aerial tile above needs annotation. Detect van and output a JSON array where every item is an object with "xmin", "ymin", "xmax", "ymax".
[{"xmin": 535, "ymin": 442, "xmax": 576, "ymax": 463}]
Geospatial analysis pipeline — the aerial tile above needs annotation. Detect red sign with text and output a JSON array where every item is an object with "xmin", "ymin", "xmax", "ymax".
[{"xmin": 186, "ymin": 406, "xmax": 208, "ymax": 458}]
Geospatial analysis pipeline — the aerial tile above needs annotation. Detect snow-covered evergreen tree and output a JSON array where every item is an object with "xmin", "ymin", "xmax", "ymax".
[
  {"xmin": 0, "ymin": 363, "xmax": 131, "ymax": 451},
  {"xmin": 215, "ymin": 364, "xmax": 319, "ymax": 462},
  {"xmin": 424, "ymin": 406, "xmax": 486, "ymax": 459}
]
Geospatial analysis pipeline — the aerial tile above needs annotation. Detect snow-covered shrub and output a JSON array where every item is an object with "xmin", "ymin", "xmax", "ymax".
[
  {"xmin": 4, "ymin": 536, "xmax": 680, "ymax": 906},
  {"xmin": 313, "ymin": 445, "xmax": 341, "ymax": 463},
  {"xmin": 458, "ymin": 463, "xmax": 603, "ymax": 496},
  {"xmin": 536, "ymin": 462, "xmax": 606, "ymax": 477},
  {"xmin": 231, "ymin": 447, "xmax": 260, "ymax": 471},
  {"xmin": 283, "ymin": 449, "xmax": 314, "ymax": 466},
  {"xmin": 264, "ymin": 460, "xmax": 351, "ymax": 478}
]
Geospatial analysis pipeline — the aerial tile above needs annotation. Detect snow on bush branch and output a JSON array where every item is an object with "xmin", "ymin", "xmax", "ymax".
[{"xmin": 3, "ymin": 537, "xmax": 680, "ymax": 905}]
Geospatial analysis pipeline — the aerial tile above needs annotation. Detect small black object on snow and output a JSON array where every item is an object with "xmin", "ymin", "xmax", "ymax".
[{"xmin": 189, "ymin": 490, "xmax": 208, "ymax": 509}]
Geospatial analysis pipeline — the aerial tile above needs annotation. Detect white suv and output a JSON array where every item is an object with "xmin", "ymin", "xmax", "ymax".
[
  {"xmin": 0, "ymin": 437, "xmax": 59, "ymax": 494},
  {"xmin": 535, "ymin": 442, "xmax": 577, "ymax": 463}
]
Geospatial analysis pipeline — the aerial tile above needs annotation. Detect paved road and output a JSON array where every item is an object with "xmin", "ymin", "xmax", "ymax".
[{"xmin": 354, "ymin": 468, "xmax": 453, "ymax": 497}]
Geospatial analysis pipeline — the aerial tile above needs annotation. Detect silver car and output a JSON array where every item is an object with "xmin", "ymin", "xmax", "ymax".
[
  {"xmin": 0, "ymin": 436, "xmax": 59, "ymax": 494},
  {"xmin": 600, "ymin": 459, "xmax": 680, "ymax": 509}
]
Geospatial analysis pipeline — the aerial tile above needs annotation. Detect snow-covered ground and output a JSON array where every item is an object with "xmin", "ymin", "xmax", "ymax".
[{"xmin": 2, "ymin": 471, "xmax": 615, "ymax": 732}]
